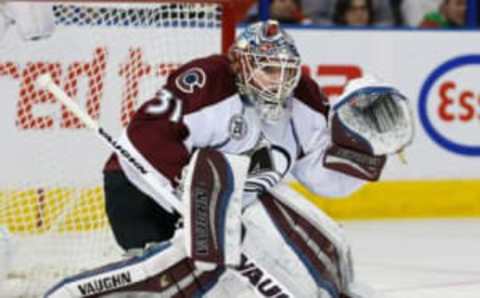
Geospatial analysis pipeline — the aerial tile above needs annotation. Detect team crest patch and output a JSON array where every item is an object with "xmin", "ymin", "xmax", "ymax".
[
  {"xmin": 229, "ymin": 114, "xmax": 248, "ymax": 140},
  {"xmin": 175, "ymin": 67, "xmax": 207, "ymax": 94}
]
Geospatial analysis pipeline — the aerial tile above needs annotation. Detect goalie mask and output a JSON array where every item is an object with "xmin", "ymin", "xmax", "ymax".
[
  {"xmin": 230, "ymin": 20, "xmax": 301, "ymax": 122},
  {"xmin": 330, "ymin": 76, "xmax": 414, "ymax": 155}
]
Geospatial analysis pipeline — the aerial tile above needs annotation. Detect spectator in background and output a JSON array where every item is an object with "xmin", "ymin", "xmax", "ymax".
[
  {"xmin": 389, "ymin": 0, "xmax": 404, "ymax": 26},
  {"xmin": 478, "ymin": 0, "xmax": 480, "ymax": 27},
  {"xmin": 333, "ymin": 0, "xmax": 374, "ymax": 26},
  {"xmin": 270, "ymin": 0, "xmax": 309, "ymax": 24},
  {"xmin": 419, "ymin": 0, "xmax": 466, "ymax": 28},
  {"xmin": 401, "ymin": 0, "xmax": 442, "ymax": 27},
  {"xmin": 246, "ymin": 0, "xmax": 311, "ymax": 24},
  {"xmin": 302, "ymin": 0, "xmax": 393, "ymax": 26}
]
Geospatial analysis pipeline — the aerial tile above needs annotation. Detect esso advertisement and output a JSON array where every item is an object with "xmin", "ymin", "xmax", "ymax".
[{"xmin": 419, "ymin": 55, "xmax": 480, "ymax": 156}]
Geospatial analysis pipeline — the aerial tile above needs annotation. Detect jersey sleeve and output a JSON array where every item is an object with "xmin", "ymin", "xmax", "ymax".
[
  {"xmin": 124, "ymin": 93, "xmax": 191, "ymax": 185},
  {"xmin": 291, "ymin": 74, "xmax": 366, "ymax": 198},
  {"xmin": 104, "ymin": 54, "xmax": 237, "ymax": 189},
  {"xmin": 164, "ymin": 54, "xmax": 237, "ymax": 114},
  {"xmin": 291, "ymin": 146, "xmax": 366, "ymax": 198}
]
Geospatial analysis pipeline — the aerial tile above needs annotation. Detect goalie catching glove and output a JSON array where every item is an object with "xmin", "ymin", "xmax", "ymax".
[{"xmin": 323, "ymin": 76, "xmax": 414, "ymax": 181}]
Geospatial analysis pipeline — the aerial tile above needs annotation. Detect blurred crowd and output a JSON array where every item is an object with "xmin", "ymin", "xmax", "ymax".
[{"xmin": 241, "ymin": 0, "xmax": 473, "ymax": 29}]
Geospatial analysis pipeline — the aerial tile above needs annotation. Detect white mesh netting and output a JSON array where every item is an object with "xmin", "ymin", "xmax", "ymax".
[{"xmin": 0, "ymin": 1, "xmax": 228, "ymax": 297}]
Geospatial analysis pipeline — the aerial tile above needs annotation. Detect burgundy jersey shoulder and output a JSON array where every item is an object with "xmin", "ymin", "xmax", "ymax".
[
  {"xmin": 103, "ymin": 55, "xmax": 235, "ymax": 177},
  {"xmin": 294, "ymin": 73, "xmax": 329, "ymax": 118},
  {"xmin": 165, "ymin": 54, "xmax": 238, "ymax": 114}
]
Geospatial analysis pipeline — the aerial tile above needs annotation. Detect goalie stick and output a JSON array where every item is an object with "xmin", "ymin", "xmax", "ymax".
[{"xmin": 36, "ymin": 74, "xmax": 182, "ymax": 214}]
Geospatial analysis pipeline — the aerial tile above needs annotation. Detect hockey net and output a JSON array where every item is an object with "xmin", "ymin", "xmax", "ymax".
[{"xmin": 0, "ymin": 1, "xmax": 236, "ymax": 297}]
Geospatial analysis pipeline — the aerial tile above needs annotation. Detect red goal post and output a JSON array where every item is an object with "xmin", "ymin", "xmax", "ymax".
[{"xmin": 0, "ymin": 1, "xmax": 240, "ymax": 297}]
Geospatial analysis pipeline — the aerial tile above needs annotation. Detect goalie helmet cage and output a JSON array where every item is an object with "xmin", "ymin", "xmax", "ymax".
[{"xmin": 0, "ymin": 1, "xmax": 236, "ymax": 297}]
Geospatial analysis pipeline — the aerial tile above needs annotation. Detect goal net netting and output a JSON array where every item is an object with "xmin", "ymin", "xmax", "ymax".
[{"xmin": 0, "ymin": 1, "xmax": 235, "ymax": 297}]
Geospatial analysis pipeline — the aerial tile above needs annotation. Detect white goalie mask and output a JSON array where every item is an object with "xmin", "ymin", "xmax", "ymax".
[{"xmin": 231, "ymin": 20, "xmax": 301, "ymax": 122}]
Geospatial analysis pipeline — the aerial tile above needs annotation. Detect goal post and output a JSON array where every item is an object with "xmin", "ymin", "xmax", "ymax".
[{"xmin": 0, "ymin": 1, "xmax": 237, "ymax": 297}]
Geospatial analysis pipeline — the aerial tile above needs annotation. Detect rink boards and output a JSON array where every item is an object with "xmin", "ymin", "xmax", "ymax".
[{"xmin": 2, "ymin": 179, "xmax": 480, "ymax": 234}]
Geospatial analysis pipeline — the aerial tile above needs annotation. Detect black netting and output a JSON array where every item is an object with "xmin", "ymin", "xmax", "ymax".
[{"xmin": 53, "ymin": 3, "xmax": 221, "ymax": 28}]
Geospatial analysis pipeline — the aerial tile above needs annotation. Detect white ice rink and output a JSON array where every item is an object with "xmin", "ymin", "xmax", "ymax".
[{"xmin": 342, "ymin": 219, "xmax": 480, "ymax": 298}]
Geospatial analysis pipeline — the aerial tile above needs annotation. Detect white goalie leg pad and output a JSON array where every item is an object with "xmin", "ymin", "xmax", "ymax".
[
  {"xmin": 236, "ymin": 183, "xmax": 361, "ymax": 298},
  {"xmin": 45, "ymin": 232, "xmax": 188, "ymax": 298},
  {"xmin": 270, "ymin": 183, "xmax": 363, "ymax": 297},
  {"xmin": 240, "ymin": 199, "xmax": 323, "ymax": 298},
  {"xmin": 182, "ymin": 149, "xmax": 250, "ymax": 270}
]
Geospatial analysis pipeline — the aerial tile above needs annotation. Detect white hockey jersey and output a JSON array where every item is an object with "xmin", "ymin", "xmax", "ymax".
[{"xmin": 104, "ymin": 55, "xmax": 365, "ymax": 206}]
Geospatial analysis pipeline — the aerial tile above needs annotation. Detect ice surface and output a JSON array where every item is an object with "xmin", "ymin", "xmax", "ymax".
[{"xmin": 342, "ymin": 219, "xmax": 480, "ymax": 298}]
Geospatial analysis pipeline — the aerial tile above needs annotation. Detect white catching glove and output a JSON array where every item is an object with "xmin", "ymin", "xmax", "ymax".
[{"xmin": 323, "ymin": 75, "xmax": 414, "ymax": 181}]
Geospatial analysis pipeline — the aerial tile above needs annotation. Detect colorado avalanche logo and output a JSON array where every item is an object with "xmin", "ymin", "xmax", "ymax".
[{"xmin": 175, "ymin": 67, "xmax": 206, "ymax": 94}]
